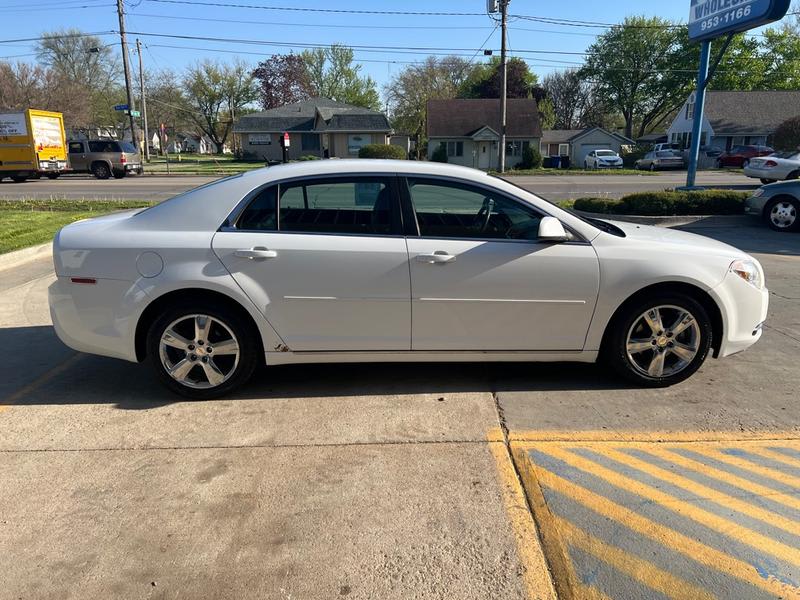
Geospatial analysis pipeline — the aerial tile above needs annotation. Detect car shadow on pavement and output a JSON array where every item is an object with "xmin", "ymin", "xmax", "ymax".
[
  {"xmin": 0, "ymin": 325, "xmax": 636, "ymax": 409},
  {"xmin": 677, "ymin": 223, "xmax": 800, "ymax": 257}
]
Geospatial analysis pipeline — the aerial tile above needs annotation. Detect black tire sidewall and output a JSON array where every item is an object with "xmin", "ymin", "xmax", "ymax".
[
  {"xmin": 146, "ymin": 302, "xmax": 259, "ymax": 399},
  {"xmin": 605, "ymin": 293, "xmax": 712, "ymax": 387}
]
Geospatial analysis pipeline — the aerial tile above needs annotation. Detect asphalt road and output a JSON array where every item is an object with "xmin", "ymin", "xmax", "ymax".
[
  {"xmin": 1, "ymin": 222, "xmax": 798, "ymax": 599},
  {"xmin": 0, "ymin": 170, "xmax": 758, "ymax": 202}
]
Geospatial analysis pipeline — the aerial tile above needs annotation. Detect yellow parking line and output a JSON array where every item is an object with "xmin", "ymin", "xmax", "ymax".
[
  {"xmin": 517, "ymin": 452, "xmax": 797, "ymax": 599},
  {"xmin": 646, "ymin": 445, "xmax": 800, "ymax": 513},
  {"xmin": 0, "ymin": 353, "xmax": 82, "ymax": 412},
  {"xmin": 691, "ymin": 446, "xmax": 800, "ymax": 490},
  {"xmin": 543, "ymin": 445, "xmax": 800, "ymax": 567},
  {"xmin": 745, "ymin": 446, "xmax": 800, "ymax": 470},
  {"xmin": 509, "ymin": 430, "xmax": 800, "ymax": 443},
  {"xmin": 599, "ymin": 446, "xmax": 800, "ymax": 533},
  {"xmin": 488, "ymin": 441, "xmax": 558, "ymax": 600},
  {"xmin": 553, "ymin": 514, "xmax": 715, "ymax": 600}
]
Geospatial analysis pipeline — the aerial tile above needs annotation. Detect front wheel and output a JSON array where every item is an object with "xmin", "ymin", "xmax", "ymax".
[
  {"xmin": 765, "ymin": 196, "xmax": 799, "ymax": 232},
  {"xmin": 146, "ymin": 303, "xmax": 259, "ymax": 399},
  {"xmin": 605, "ymin": 294, "xmax": 712, "ymax": 387},
  {"xmin": 46, "ymin": 173, "xmax": 60, "ymax": 180}
]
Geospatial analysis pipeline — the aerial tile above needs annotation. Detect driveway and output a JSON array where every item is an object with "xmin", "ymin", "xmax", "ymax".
[{"xmin": 0, "ymin": 220, "xmax": 798, "ymax": 599}]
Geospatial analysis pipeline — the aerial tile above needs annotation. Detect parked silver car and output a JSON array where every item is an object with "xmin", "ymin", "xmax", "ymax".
[
  {"xmin": 743, "ymin": 151, "xmax": 800, "ymax": 184},
  {"xmin": 635, "ymin": 151, "xmax": 685, "ymax": 171},
  {"xmin": 745, "ymin": 180, "xmax": 800, "ymax": 232},
  {"xmin": 67, "ymin": 140, "xmax": 142, "ymax": 179}
]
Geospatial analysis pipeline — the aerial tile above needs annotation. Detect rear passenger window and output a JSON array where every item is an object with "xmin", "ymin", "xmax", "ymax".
[
  {"xmin": 278, "ymin": 178, "xmax": 395, "ymax": 235},
  {"xmin": 237, "ymin": 186, "xmax": 277, "ymax": 231}
]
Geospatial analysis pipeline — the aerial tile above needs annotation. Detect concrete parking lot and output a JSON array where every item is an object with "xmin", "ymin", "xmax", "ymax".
[
  {"xmin": 1, "ymin": 220, "xmax": 798, "ymax": 599},
  {"xmin": 0, "ymin": 170, "xmax": 758, "ymax": 202}
]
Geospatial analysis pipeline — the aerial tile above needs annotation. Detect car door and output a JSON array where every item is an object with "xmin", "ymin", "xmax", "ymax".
[
  {"xmin": 403, "ymin": 176, "xmax": 600, "ymax": 351},
  {"xmin": 68, "ymin": 141, "xmax": 86, "ymax": 171},
  {"xmin": 212, "ymin": 175, "xmax": 411, "ymax": 352}
]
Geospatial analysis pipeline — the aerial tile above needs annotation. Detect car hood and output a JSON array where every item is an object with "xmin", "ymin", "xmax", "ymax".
[{"xmin": 599, "ymin": 219, "xmax": 748, "ymax": 259}]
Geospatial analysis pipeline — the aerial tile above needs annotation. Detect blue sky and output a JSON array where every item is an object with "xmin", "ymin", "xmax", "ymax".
[{"xmin": 0, "ymin": 0, "xmax": 788, "ymax": 92}]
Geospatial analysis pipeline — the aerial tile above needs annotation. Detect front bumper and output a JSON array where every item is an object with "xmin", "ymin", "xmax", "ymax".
[
  {"xmin": 744, "ymin": 195, "xmax": 767, "ymax": 218},
  {"xmin": 709, "ymin": 268, "xmax": 769, "ymax": 358}
]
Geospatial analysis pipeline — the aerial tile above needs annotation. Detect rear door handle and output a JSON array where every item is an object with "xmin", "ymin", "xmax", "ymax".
[
  {"xmin": 234, "ymin": 247, "xmax": 277, "ymax": 260},
  {"xmin": 416, "ymin": 251, "xmax": 456, "ymax": 264}
]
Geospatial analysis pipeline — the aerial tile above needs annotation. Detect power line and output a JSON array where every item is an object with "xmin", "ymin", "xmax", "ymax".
[
  {"xmin": 143, "ymin": 0, "xmax": 488, "ymax": 16},
  {"xmin": 0, "ymin": 31, "xmax": 117, "ymax": 44}
]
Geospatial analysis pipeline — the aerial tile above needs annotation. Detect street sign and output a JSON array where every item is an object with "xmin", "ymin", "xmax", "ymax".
[
  {"xmin": 282, "ymin": 132, "xmax": 290, "ymax": 148},
  {"xmin": 689, "ymin": 0, "xmax": 791, "ymax": 41},
  {"xmin": 114, "ymin": 104, "xmax": 129, "ymax": 111},
  {"xmin": 130, "ymin": 110, "xmax": 141, "ymax": 118}
]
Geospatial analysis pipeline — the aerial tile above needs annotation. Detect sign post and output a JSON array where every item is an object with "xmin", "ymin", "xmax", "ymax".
[
  {"xmin": 683, "ymin": 0, "xmax": 791, "ymax": 189},
  {"xmin": 281, "ymin": 132, "xmax": 290, "ymax": 163}
]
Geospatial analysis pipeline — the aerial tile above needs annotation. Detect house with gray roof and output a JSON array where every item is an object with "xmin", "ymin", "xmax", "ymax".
[
  {"xmin": 233, "ymin": 98, "xmax": 392, "ymax": 161},
  {"xmin": 540, "ymin": 128, "xmax": 634, "ymax": 167},
  {"xmin": 426, "ymin": 98, "xmax": 541, "ymax": 171},
  {"xmin": 667, "ymin": 90, "xmax": 800, "ymax": 152}
]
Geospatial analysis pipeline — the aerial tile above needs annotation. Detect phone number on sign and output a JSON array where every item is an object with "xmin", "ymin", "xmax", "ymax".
[{"xmin": 699, "ymin": 4, "xmax": 752, "ymax": 30}]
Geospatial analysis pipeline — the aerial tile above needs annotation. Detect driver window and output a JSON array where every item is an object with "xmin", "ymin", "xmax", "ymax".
[{"xmin": 407, "ymin": 178, "xmax": 543, "ymax": 241}]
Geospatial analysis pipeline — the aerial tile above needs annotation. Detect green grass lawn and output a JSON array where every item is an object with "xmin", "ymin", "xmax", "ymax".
[
  {"xmin": 0, "ymin": 199, "xmax": 155, "ymax": 255},
  {"xmin": 496, "ymin": 168, "xmax": 657, "ymax": 176},
  {"xmin": 145, "ymin": 155, "xmax": 263, "ymax": 175}
]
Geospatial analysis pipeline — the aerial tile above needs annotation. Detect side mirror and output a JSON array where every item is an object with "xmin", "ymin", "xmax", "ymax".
[{"xmin": 538, "ymin": 216, "xmax": 569, "ymax": 242}]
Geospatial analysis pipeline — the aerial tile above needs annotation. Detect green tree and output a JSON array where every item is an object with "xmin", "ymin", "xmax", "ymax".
[
  {"xmin": 706, "ymin": 34, "xmax": 765, "ymax": 91},
  {"xmin": 384, "ymin": 56, "xmax": 474, "ymax": 158},
  {"xmin": 183, "ymin": 59, "xmax": 257, "ymax": 154},
  {"xmin": 773, "ymin": 116, "xmax": 800, "ymax": 151},
  {"xmin": 759, "ymin": 27, "xmax": 800, "ymax": 90},
  {"xmin": 580, "ymin": 16, "xmax": 695, "ymax": 139},
  {"xmin": 459, "ymin": 57, "xmax": 537, "ymax": 99},
  {"xmin": 301, "ymin": 45, "xmax": 380, "ymax": 110}
]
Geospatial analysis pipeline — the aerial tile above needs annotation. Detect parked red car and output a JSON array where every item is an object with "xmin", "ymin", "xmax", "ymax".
[{"xmin": 716, "ymin": 145, "xmax": 774, "ymax": 168}]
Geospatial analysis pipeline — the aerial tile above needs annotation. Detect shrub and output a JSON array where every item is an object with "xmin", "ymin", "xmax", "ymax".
[
  {"xmin": 519, "ymin": 146, "xmax": 542, "ymax": 169},
  {"xmin": 430, "ymin": 143, "xmax": 448, "ymax": 163},
  {"xmin": 573, "ymin": 190, "xmax": 748, "ymax": 216},
  {"xmin": 773, "ymin": 116, "xmax": 800, "ymax": 152},
  {"xmin": 296, "ymin": 154, "xmax": 321, "ymax": 161},
  {"xmin": 358, "ymin": 144, "xmax": 407, "ymax": 160}
]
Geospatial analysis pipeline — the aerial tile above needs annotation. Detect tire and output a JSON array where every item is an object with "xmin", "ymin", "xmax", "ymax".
[
  {"xmin": 46, "ymin": 173, "xmax": 60, "ymax": 180},
  {"xmin": 760, "ymin": 178, "xmax": 777, "ymax": 185},
  {"xmin": 604, "ymin": 292, "xmax": 712, "ymax": 387},
  {"xmin": 649, "ymin": 163, "xmax": 656, "ymax": 172},
  {"xmin": 92, "ymin": 162, "xmax": 111, "ymax": 179},
  {"xmin": 764, "ymin": 196, "xmax": 800, "ymax": 232},
  {"xmin": 113, "ymin": 170, "xmax": 127, "ymax": 179},
  {"xmin": 11, "ymin": 174, "xmax": 28, "ymax": 183},
  {"xmin": 787, "ymin": 170, "xmax": 800, "ymax": 181},
  {"xmin": 146, "ymin": 302, "xmax": 259, "ymax": 399}
]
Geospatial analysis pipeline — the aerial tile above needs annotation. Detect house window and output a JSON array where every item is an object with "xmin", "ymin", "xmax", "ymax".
[
  {"xmin": 446, "ymin": 141, "xmax": 463, "ymax": 157},
  {"xmin": 506, "ymin": 140, "xmax": 530, "ymax": 157},
  {"xmin": 248, "ymin": 133, "xmax": 271, "ymax": 146},
  {"xmin": 686, "ymin": 101, "xmax": 695, "ymax": 120},
  {"xmin": 348, "ymin": 135, "xmax": 369, "ymax": 155},
  {"xmin": 558, "ymin": 143, "xmax": 569, "ymax": 156},
  {"xmin": 301, "ymin": 133, "xmax": 320, "ymax": 152}
]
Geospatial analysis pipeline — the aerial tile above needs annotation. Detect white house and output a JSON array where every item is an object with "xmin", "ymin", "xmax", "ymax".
[{"xmin": 667, "ymin": 90, "xmax": 800, "ymax": 152}]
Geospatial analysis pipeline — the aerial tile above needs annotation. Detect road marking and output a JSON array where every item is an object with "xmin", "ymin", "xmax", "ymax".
[
  {"xmin": 691, "ymin": 445, "xmax": 800, "ymax": 489},
  {"xmin": 511, "ymin": 439, "xmax": 800, "ymax": 600},
  {"xmin": 488, "ymin": 440, "xmax": 557, "ymax": 600},
  {"xmin": 0, "ymin": 353, "xmax": 82, "ymax": 412}
]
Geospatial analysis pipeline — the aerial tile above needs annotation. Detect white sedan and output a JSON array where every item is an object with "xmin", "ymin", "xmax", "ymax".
[
  {"xmin": 744, "ymin": 151, "xmax": 800, "ymax": 184},
  {"xmin": 584, "ymin": 149, "xmax": 624, "ymax": 169},
  {"xmin": 49, "ymin": 160, "xmax": 768, "ymax": 398}
]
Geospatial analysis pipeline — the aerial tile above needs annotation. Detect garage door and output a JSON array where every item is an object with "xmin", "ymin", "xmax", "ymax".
[{"xmin": 577, "ymin": 143, "xmax": 613, "ymax": 166}]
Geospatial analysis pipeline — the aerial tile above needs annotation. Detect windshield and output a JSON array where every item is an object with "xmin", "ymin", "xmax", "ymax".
[{"xmin": 596, "ymin": 150, "xmax": 616, "ymax": 157}]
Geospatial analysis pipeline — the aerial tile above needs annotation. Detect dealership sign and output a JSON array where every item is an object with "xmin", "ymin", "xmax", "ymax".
[{"xmin": 689, "ymin": 0, "xmax": 791, "ymax": 40}]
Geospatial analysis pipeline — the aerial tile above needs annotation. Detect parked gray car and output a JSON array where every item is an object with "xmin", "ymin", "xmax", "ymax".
[
  {"xmin": 635, "ymin": 150, "xmax": 685, "ymax": 171},
  {"xmin": 67, "ymin": 140, "xmax": 142, "ymax": 179},
  {"xmin": 745, "ymin": 180, "xmax": 800, "ymax": 232}
]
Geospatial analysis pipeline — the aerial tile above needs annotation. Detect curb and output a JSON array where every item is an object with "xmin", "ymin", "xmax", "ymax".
[
  {"xmin": 576, "ymin": 212, "xmax": 753, "ymax": 228},
  {"xmin": 0, "ymin": 242, "xmax": 52, "ymax": 272}
]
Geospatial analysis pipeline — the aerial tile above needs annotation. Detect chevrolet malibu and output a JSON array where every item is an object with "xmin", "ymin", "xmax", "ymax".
[{"xmin": 49, "ymin": 160, "xmax": 768, "ymax": 398}]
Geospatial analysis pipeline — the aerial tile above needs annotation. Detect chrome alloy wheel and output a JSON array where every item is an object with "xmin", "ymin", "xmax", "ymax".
[
  {"xmin": 625, "ymin": 305, "xmax": 701, "ymax": 378},
  {"xmin": 769, "ymin": 201, "xmax": 797, "ymax": 229},
  {"xmin": 158, "ymin": 314, "xmax": 240, "ymax": 389}
]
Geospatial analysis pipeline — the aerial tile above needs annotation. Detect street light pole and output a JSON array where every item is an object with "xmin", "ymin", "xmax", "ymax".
[
  {"xmin": 499, "ymin": 0, "xmax": 509, "ymax": 173},
  {"xmin": 136, "ymin": 38, "xmax": 150, "ymax": 163},
  {"xmin": 116, "ymin": 0, "xmax": 138, "ymax": 151}
]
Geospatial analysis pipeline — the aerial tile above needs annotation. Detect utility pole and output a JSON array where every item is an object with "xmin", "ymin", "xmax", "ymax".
[
  {"xmin": 136, "ymin": 38, "xmax": 150, "ymax": 162},
  {"xmin": 499, "ymin": 0, "xmax": 509, "ymax": 173},
  {"xmin": 116, "ymin": 0, "xmax": 138, "ymax": 152}
]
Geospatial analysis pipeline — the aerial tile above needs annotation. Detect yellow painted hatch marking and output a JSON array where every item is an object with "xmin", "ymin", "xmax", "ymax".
[{"xmin": 689, "ymin": 445, "xmax": 800, "ymax": 489}]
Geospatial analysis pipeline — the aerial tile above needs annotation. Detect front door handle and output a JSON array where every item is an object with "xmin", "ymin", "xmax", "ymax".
[
  {"xmin": 234, "ymin": 247, "xmax": 277, "ymax": 260},
  {"xmin": 416, "ymin": 251, "xmax": 456, "ymax": 264}
]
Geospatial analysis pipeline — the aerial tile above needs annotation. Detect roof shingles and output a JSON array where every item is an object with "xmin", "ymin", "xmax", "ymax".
[
  {"xmin": 704, "ymin": 91, "xmax": 800, "ymax": 135},
  {"xmin": 235, "ymin": 98, "xmax": 390, "ymax": 133},
  {"xmin": 427, "ymin": 98, "xmax": 541, "ymax": 138}
]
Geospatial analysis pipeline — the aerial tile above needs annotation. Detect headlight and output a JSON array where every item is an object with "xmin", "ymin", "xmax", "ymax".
[
  {"xmin": 752, "ymin": 188, "xmax": 765, "ymax": 197},
  {"xmin": 730, "ymin": 258, "xmax": 764, "ymax": 289}
]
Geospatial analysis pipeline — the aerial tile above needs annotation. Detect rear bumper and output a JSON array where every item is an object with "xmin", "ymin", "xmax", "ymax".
[{"xmin": 709, "ymin": 269, "xmax": 769, "ymax": 358}]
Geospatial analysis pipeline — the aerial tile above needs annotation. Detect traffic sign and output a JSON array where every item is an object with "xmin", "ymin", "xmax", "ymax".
[
  {"xmin": 689, "ymin": 0, "xmax": 791, "ymax": 41},
  {"xmin": 282, "ymin": 132, "xmax": 290, "ymax": 148},
  {"xmin": 114, "ymin": 104, "xmax": 129, "ymax": 111},
  {"xmin": 130, "ymin": 110, "xmax": 141, "ymax": 118}
]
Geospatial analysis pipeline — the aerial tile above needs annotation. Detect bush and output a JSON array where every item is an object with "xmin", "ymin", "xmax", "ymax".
[
  {"xmin": 430, "ymin": 143, "xmax": 448, "ymax": 163},
  {"xmin": 773, "ymin": 115, "xmax": 800, "ymax": 152},
  {"xmin": 573, "ymin": 190, "xmax": 748, "ymax": 216},
  {"xmin": 519, "ymin": 146, "xmax": 542, "ymax": 170},
  {"xmin": 296, "ymin": 154, "xmax": 321, "ymax": 161},
  {"xmin": 358, "ymin": 144, "xmax": 407, "ymax": 160}
]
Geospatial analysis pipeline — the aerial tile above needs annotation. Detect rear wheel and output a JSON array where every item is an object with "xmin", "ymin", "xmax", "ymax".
[
  {"xmin": 764, "ymin": 196, "xmax": 799, "ymax": 232},
  {"xmin": 92, "ymin": 162, "xmax": 111, "ymax": 179},
  {"xmin": 146, "ymin": 303, "xmax": 259, "ymax": 399},
  {"xmin": 10, "ymin": 174, "xmax": 28, "ymax": 183},
  {"xmin": 112, "ymin": 170, "xmax": 127, "ymax": 179},
  {"xmin": 605, "ymin": 293, "xmax": 712, "ymax": 387}
]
